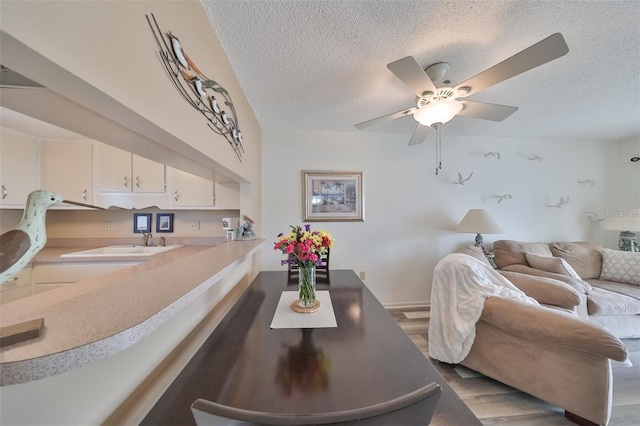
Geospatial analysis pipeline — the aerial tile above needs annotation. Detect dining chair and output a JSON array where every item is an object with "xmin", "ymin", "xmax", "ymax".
[{"xmin": 190, "ymin": 381, "xmax": 441, "ymax": 425}]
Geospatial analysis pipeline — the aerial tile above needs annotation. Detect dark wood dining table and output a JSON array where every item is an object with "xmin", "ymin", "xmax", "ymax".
[{"xmin": 141, "ymin": 270, "xmax": 481, "ymax": 425}]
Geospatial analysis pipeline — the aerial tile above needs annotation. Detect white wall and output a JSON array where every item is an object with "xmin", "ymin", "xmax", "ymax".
[
  {"xmin": 602, "ymin": 137, "xmax": 640, "ymax": 248},
  {"xmin": 261, "ymin": 129, "xmax": 616, "ymax": 306}
]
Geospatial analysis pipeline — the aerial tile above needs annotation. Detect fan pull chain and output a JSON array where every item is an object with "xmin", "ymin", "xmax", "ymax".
[
  {"xmin": 434, "ymin": 124, "xmax": 443, "ymax": 175},
  {"xmin": 435, "ymin": 133, "xmax": 439, "ymax": 175}
]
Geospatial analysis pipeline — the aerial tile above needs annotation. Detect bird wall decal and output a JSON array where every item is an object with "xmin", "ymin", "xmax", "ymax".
[
  {"xmin": 578, "ymin": 179, "xmax": 596, "ymax": 186},
  {"xmin": 454, "ymin": 171, "xmax": 474, "ymax": 185},
  {"xmin": 484, "ymin": 151, "xmax": 501, "ymax": 159},
  {"xmin": 585, "ymin": 211, "xmax": 605, "ymax": 223},
  {"xmin": 496, "ymin": 194, "xmax": 513, "ymax": 203},
  {"xmin": 548, "ymin": 195, "xmax": 571, "ymax": 209},
  {"xmin": 527, "ymin": 155, "xmax": 545, "ymax": 161}
]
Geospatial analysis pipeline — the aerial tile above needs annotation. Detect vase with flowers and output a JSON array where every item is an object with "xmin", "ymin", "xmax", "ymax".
[{"xmin": 274, "ymin": 224, "xmax": 334, "ymax": 309}]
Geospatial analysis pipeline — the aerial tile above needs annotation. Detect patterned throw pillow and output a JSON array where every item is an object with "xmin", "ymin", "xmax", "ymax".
[{"xmin": 600, "ymin": 248, "xmax": 640, "ymax": 285}]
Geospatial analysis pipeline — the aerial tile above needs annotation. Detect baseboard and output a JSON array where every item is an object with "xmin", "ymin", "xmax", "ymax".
[{"xmin": 383, "ymin": 301, "xmax": 430, "ymax": 309}]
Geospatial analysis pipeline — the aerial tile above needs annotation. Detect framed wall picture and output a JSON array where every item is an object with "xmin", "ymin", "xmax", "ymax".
[
  {"xmin": 133, "ymin": 213, "xmax": 152, "ymax": 233},
  {"xmin": 156, "ymin": 213, "xmax": 174, "ymax": 233},
  {"xmin": 302, "ymin": 171, "xmax": 364, "ymax": 222}
]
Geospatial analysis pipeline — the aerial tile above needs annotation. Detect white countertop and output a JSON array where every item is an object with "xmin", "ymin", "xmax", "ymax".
[{"xmin": 0, "ymin": 239, "xmax": 265, "ymax": 385}]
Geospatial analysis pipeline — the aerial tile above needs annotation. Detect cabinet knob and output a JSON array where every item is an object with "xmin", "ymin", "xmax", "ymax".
[
  {"xmin": 135, "ymin": 176, "xmax": 140, "ymax": 188},
  {"xmin": 1, "ymin": 184, "xmax": 7, "ymax": 200},
  {"xmin": 174, "ymin": 191, "xmax": 179, "ymax": 202},
  {"xmin": 123, "ymin": 176, "xmax": 128, "ymax": 188},
  {"xmin": 82, "ymin": 189, "xmax": 87, "ymax": 201}
]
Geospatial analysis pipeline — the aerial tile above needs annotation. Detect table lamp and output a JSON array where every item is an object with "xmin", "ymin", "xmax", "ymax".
[
  {"xmin": 602, "ymin": 212, "xmax": 640, "ymax": 252},
  {"xmin": 455, "ymin": 209, "xmax": 503, "ymax": 252}
]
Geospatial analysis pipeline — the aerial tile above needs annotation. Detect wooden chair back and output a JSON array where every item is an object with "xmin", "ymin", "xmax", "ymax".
[{"xmin": 191, "ymin": 382, "xmax": 441, "ymax": 425}]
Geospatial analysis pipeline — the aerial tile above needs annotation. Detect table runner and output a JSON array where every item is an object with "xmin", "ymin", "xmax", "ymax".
[{"xmin": 270, "ymin": 291, "xmax": 337, "ymax": 329}]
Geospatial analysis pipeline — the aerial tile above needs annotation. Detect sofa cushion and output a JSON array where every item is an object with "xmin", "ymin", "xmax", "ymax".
[
  {"xmin": 502, "ymin": 264, "xmax": 592, "ymax": 294},
  {"xmin": 587, "ymin": 278, "xmax": 640, "ymax": 300},
  {"xmin": 587, "ymin": 286, "xmax": 640, "ymax": 315},
  {"xmin": 549, "ymin": 241, "xmax": 602, "ymax": 279},
  {"xmin": 500, "ymin": 270, "xmax": 580, "ymax": 309},
  {"xmin": 599, "ymin": 248, "xmax": 640, "ymax": 285},
  {"xmin": 454, "ymin": 245, "xmax": 492, "ymax": 267},
  {"xmin": 493, "ymin": 240, "xmax": 553, "ymax": 269},
  {"xmin": 525, "ymin": 253, "xmax": 581, "ymax": 279}
]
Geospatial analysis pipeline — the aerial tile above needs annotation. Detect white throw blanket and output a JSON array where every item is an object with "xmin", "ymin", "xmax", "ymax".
[{"xmin": 428, "ymin": 253, "xmax": 539, "ymax": 364}]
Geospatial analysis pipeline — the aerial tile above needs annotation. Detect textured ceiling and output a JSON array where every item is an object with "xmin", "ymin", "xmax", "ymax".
[{"xmin": 201, "ymin": 0, "xmax": 640, "ymax": 142}]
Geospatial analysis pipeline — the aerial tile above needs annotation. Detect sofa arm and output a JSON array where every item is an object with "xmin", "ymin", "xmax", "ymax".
[
  {"xmin": 502, "ymin": 264, "xmax": 592, "ymax": 294},
  {"xmin": 499, "ymin": 270, "xmax": 581, "ymax": 309},
  {"xmin": 481, "ymin": 297, "xmax": 629, "ymax": 362}
]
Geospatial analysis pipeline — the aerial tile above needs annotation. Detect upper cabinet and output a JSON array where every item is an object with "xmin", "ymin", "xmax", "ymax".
[
  {"xmin": 94, "ymin": 143, "xmax": 165, "ymax": 193},
  {"xmin": 214, "ymin": 181, "xmax": 241, "ymax": 210},
  {"xmin": 41, "ymin": 141, "xmax": 93, "ymax": 206},
  {"xmin": 169, "ymin": 167, "xmax": 214, "ymax": 208},
  {"xmin": 0, "ymin": 129, "xmax": 40, "ymax": 208}
]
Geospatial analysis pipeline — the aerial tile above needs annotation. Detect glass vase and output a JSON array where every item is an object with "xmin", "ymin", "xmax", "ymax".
[{"xmin": 298, "ymin": 266, "xmax": 317, "ymax": 308}]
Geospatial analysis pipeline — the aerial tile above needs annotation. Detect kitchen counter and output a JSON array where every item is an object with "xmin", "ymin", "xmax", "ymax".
[{"xmin": 0, "ymin": 239, "xmax": 265, "ymax": 386}]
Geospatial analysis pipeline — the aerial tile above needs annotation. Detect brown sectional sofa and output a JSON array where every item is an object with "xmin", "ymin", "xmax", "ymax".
[
  {"xmin": 442, "ymin": 245, "xmax": 632, "ymax": 426},
  {"xmin": 493, "ymin": 240, "xmax": 640, "ymax": 338}
]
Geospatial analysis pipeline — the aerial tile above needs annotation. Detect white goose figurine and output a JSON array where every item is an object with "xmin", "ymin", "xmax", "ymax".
[{"xmin": 0, "ymin": 190, "xmax": 64, "ymax": 285}]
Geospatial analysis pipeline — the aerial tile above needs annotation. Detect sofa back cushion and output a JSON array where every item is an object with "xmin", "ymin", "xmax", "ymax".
[
  {"xmin": 499, "ymin": 270, "xmax": 581, "ymax": 309},
  {"xmin": 600, "ymin": 248, "xmax": 640, "ymax": 285},
  {"xmin": 548, "ymin": 241, "xmax": 602, "ymax": 279},
  {"xmin": 525, "ymin": 253, "xmax": 582, "ymax": 279},
  {"xmin": 493, "ymin": 240, "xmax": 553, "ymax": 269}
]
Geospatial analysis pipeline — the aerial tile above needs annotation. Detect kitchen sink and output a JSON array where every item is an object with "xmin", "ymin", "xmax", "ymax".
[{"xmin": 61, "ymin": 245, "xmax": 183, "ymax": 258}]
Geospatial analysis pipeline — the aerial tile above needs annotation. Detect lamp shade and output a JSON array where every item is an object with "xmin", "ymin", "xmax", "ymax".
[
  {"xmin": 602, "ymin": 213, "xmax": 640, "ymax": 232},
  {"xmin": 413, "ymin": 100, "xmax": 463, "ymax": 127},
  {"xmin": 455, "ymin": 209, "xmax": 503, "ymax": 234}
]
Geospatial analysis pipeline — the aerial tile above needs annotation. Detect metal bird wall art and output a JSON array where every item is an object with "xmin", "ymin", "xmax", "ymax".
[{"xmin": 146, "ymin": 13, "xmax": 245, "ymax": 161}]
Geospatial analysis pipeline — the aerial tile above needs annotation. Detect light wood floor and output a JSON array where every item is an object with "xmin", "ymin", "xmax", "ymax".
[{"xmin": 388, "ymin": 307, "xmax": 640, "ymax": 425}]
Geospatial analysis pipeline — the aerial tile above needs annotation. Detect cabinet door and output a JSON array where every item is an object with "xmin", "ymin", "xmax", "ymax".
[
  {"xmin": 132, "ymin": 154, "xmax": 165, "ymax": 193},
  {"xmin": 214, "ymin": 181, "xmax": 241, "ymax": 210},
  {"xmin": 170, "ymin": 168, "xmax": 214, "ymax": 207},
  {"xmin": 94, "ymin": 143, "xmax": 132, "ymax": 192},
  {"xmin": 0, "ymin": 129, "xmax": 40, "ymax": 207},
  {"xmin": 41, "ymin": 141, "xmax": 93, "ymax": 204}
]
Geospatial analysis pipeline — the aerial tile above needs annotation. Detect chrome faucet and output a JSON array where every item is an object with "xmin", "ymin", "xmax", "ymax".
[{"xmin": 142, "ymin": 232, "xmax": 152, "ymax": 246}]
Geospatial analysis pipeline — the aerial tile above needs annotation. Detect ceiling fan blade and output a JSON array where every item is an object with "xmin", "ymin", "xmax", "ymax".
[
  {"xmin": 387, "ymin": 56, "xmax": 437, "ymax": 97},
  {"xmin": 455, "ymin": 33, "xmax": 569, "ymax": 97},
  {"xmin": 458, "ymin": 100, "xmax": 519, "ymax": 122},
  {"xmin": 408, "ymin": 123, "xmax": 429, "ymax": 146},
  {"xmin": 354, "ymin": 106, "xmax": 417, "ymax": 129}
]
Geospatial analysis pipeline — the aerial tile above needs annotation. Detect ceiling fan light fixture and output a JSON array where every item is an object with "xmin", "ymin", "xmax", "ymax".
[{"xmin": 413, "ymin": 99, "xmax": 463, "ymax": 127}]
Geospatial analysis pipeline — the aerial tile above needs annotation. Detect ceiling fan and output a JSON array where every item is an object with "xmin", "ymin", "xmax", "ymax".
[{"xmin": 355, "ymin": 33, "xmax": 569, "ymax": 147}]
